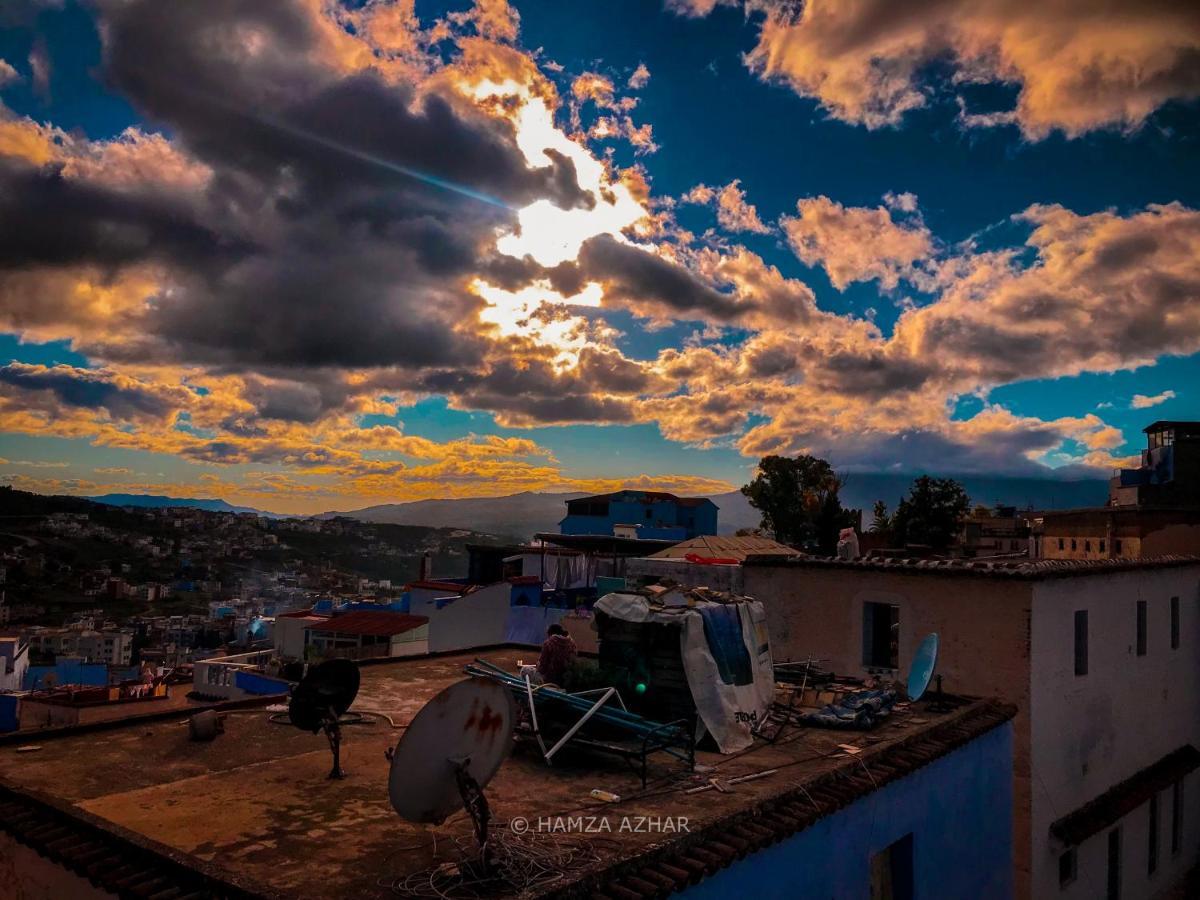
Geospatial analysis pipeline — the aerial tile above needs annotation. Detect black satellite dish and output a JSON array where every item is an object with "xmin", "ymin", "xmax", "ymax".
[{"xmin": 289, "ymin": 658, "xmax": 361, "ymax": 779}]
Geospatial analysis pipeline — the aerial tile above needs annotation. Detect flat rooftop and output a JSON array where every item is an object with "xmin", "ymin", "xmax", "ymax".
[{"xmin": 0, "ymin": 649, "xmax": 1013, "ymax": 899}]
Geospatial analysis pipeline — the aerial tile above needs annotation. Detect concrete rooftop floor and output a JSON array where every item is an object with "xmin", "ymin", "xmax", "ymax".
[{"xmin": 0, "ymin": 650, "xmax": 985, "ymax": 898}]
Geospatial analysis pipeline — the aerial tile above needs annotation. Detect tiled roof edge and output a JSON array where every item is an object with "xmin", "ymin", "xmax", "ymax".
[
  {"xmin": 741, "ymin": 554, "xmax": 1200, "ymax": 579},
  {"xmin": 0, "ymin": 778, "xmax": 278, "ymax": 900}
]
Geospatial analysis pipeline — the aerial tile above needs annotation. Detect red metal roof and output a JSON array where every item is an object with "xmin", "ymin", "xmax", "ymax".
[{"xmin": 304, "ymin": 611, "xmax": 428, "ymax": 637}]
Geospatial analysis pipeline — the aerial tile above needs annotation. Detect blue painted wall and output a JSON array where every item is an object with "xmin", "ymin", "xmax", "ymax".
[
  {"xmin": 559, "ymin": 491, "xmax": 718, "ymax": 538},
  {"xmin": 0, "ymin": 694, "xmax": 19, "ymax": 733},
  {"xmin": 681, "ymin": 720, "xmax": 1014, "ymax": 900},
  {"xmin": 23, "ymin": 660, "xmax": 110, "ymax": 690}
]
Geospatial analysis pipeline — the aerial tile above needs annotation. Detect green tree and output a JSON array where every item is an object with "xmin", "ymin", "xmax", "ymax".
[
  {"xmin": 892, "ymin": 476, "xmax": 971, "ymax": 549},
  {"xmin": 869, "ymin": 500, "xmax": 893, "ymax": 533},
  {"xmin": 741, "ymin": 455, "xmax": 854, "ymax": 554}
]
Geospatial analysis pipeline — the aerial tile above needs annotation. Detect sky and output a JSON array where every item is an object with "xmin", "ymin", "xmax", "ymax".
[{"xmin": 0, "ymin": 0, "xmax": 1197, "ymax": 515}]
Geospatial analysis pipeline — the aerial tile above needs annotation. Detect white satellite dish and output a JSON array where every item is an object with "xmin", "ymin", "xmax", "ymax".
[
  {"xmin": 388, "ymin": 677, "xmax": 513, "ymax": 823},
  {"xmin": 388, "ymin": 677, "xmax": 514, "ymax": 870},
  {"xmin": 907, "ymin": 633, "xmax": 939, "ymax": 702}
]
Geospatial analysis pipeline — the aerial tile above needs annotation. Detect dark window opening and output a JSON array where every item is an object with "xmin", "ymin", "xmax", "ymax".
[
  {"xmin": 1085, "ymin": 540, "xmax": 1092, "ymax": 552},
  {"xmin": 869, "ymin": 833, "xmax": 913, "ymax": 900},
  {"xmin": 1107, "ymin": 827, "xmax": 1121, "ymax": 900},
  {"xmin": 1115, "ymin": 539, "xmax": 1123, "ymax": 554},
  {"xmin": 1172, "ymin": 780, "xmax": 1184, "ymax": 856},
  {"xmin": 863, "ymin": 602, "xmax": 900, "ymax": 669},
  {"xmin": 1071, "ymin": 539, "xmax": 1077, "ymax": 551},
  {"xmin": 1149, "ymin": 794, "xmax": 1159, "ymax": 876},
  {"xmin": 1100, "ymin": 539, "xmax": 1106, "ymax": 553},
  {"xmin": 645, "ymin": 509, "xmax": 652, "ymax": 519},
  {"xmin": 1074, "ymin": 610, "xmax": 1089, "ymax": 676},
  {"xmin": 1137, "ymin": 600, "xmax": 1147, "ymax": 657},
  {"xmin": 1059, "ymin": 848, "xmax": 1077, "ymax": 888},
  {"xmin": 1058, "ymin": 538, "xmax": 1065, "ymax": 550},
  {"xmin": 1171, "ymin": 596, "xmax": 1180, "ymax": 650}
]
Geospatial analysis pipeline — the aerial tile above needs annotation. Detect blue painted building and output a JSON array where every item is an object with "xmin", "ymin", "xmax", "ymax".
[
  {"xmin": 678, "ymin": 710, "xmax": 1015, "ymax": 900},
  {"xmin": 558, "ymin": 490, "xmax": 719, "ymax": 540}
]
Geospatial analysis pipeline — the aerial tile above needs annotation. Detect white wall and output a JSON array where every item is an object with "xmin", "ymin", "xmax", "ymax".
[
  {"xmin": 273, "ymin": 616, "xmax": 309, "ymax": 660},
  {"xmin": 1030, "ymin": 566, "xmax": 1200, "ymax": 900},
  {"xmin": 409, "ymin": 582, "xmax": 512, "ymax": 652}
]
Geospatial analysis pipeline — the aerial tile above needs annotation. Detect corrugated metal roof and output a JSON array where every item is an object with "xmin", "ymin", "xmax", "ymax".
[
  {"xmin": 305, "ymin": 611, "xmax": 428, "ymax": 637},
  {"xmin": 648, "ymin": 535, "xmax": 797, "ymax": 561}
]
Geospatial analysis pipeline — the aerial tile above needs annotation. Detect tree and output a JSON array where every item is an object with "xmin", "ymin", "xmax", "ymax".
[
  {"xmin": 741, "ymin": 455, "xmax": 854, "ymax": 554},
  {"xmin": 892, "ymin": 476, "xmax": 971, "ymax": 549},
  {"xmin": 869, "ymin": 500, "xmax": 893, "ymax": 533}
]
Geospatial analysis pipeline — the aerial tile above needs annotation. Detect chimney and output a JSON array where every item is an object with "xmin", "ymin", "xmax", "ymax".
[{"xmin": 419, "ymin": 552, "xmax": 432, "ymax": 582}]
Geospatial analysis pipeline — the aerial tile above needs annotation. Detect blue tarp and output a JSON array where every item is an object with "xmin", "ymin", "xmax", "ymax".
[
  {"xmin": 801, "ymin": 688, "xmax": 897, "ymax": 730},
  {"xmin": 698, "ymin": 604, "xmax": 753, "ymax": 686}
]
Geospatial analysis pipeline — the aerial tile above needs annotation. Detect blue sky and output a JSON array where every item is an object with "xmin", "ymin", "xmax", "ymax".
[{"xmin": 0, "ymin": 0, "xmax": 1197, "ymax": 512}]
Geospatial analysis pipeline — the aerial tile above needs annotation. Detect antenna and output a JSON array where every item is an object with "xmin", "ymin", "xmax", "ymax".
[
  {"xmin": 386, "ymin": 677, "xmax": 514, "ymax": 870},
  {"xmin": 906, "ymin": 633, "xmax": 939, "ymax": 702},
  {"xmin": 288, "ymin": 658, "xmax": 360, "ymax": 779}
]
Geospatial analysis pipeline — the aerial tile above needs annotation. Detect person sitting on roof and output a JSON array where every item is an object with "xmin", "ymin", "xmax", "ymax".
[{"xmin": 536, "ymin": 623, "xmax": 577, "ymax": 686}]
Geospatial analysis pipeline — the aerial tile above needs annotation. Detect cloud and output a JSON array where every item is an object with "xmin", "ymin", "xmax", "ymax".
[
  {"xmin": 781, "ymin": 195, "xmax": 933, "ymax": 290},
  {"xmin": 0, "ymin": 59, "xmax": 19, "ymax": 86},
  {"xmin": 682, "ymin": 180, "xmax": 771, "ymax": 234},
  {"xmin": 628, "ymin": 63, "xmax": 651, "ymax": 90},
  {"xmin": 675, "ymin": 0, "xmax": 1200, "ymax": 139},
  {"xmin": 1131, "ymin": 390, "xmax": 1176, "ymax": 409},
  {"xmin": 0, "ymin": 362, "xmax": 193, "ymax": 421}
]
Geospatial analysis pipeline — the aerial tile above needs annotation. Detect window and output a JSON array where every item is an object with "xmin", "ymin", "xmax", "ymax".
[
  {"xmin": 1059, "ymin": 848, "xmax": 1077, "ymax": 888},
  {"xmin": 869, "ymin": 833, "xmax": 913, "ymax": 900},
  {"xmin": 1172, "ymin": 780, "xmax": 1184, "ymax": 856},
  {"xmin": 644, "ymin": 509, "xmax": 652, "ymax": 519},
  {"xmin": 1107, "ymin": 827, "xmax": 1121, "ymax": 900},
  {"xmin": 1071, "ymin": 539, "xmax": 1077, "ymax": 551},
  {"xmin": 1085, "ymin": 540, "xmax": 1092, "ymax": 552},
  {"xmin": 1137, "ymin": 600, "xmax": 1147, "ymax": 656},
  {"xmin": 1171, "ymin": 596, "xmax": 1180, "ymax": 650},
  {"xmin": 1058, "ymin": 538, "xmax": 1065, "ymax": 550},
  {"xmin": 1100, "ymin": 539, "xmax": 1106, "ymax": 553},
  {"xmin": 1149, "ymin": 794, "xmax": 1160, "ymax": 875},
  {"xmin": 1115, "ymin": 539, "xmax": 1123, "ymax": 554},
  {"xmin": 1074, "ymin": 610, "xmax": 1089, "ymax": 676},
  {"xmin": 863, "ymin": 602, "xmax": 900, "ymax": 669}
]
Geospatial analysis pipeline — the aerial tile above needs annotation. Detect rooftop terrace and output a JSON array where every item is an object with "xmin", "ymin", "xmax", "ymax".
[{"xmin": 0, "ymin": 649, "xmax": 1014, "ymax": 899}]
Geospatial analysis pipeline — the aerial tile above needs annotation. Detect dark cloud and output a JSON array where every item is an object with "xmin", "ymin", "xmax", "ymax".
[
  {"xmin": 577, "ymin": 235, "xmax": 742, "ymax": 321},
  {"xmin": 0, "ymin": 363, "xmax": 188, "ymax": 420}
]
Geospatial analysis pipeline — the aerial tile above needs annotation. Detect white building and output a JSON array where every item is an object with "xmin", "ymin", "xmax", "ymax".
[
  {"xmin": 0, "ymin": 636, "xmax": 29, "ymax": 692},
  {"xmin": 742, "ymin": 556, "xmax": 1200, "ymax": 900}
]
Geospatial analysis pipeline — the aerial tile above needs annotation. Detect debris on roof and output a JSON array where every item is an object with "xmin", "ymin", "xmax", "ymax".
[{"xmin": 648, "ymin": 534, "xmax": 798, "ymax": 562}]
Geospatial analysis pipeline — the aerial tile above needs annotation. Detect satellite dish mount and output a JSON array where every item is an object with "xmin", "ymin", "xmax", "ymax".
[{"xmin": 288, "ymin": 659, "xmax": 361, "ymax": 780}]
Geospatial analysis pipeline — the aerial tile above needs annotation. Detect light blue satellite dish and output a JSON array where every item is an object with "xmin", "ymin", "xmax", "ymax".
[{"xmin": 907, "ymin": 633, "xmax": 939, "ymax": 701}]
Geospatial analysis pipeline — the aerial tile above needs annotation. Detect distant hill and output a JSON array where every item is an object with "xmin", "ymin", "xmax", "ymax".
[
  {"xmin": 330, "ymin": 475, "xmax": 1109, "ymax": 537},
  {"xmin": 322, "ymin": 490, "xmax": 585, "ymax": 539},
  {"xmin": 86, "ymin": 494, "xmax": 284, "ymax": 517}
]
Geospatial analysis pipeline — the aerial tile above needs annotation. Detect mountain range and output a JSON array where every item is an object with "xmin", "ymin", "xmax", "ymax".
[
  {"xmin": 319, "ymin": 474, "xmax": 1110, "ymax": 538},
  {"xmin": 86, "ymin": 494, "xmax": 285, "ymax": 517}
]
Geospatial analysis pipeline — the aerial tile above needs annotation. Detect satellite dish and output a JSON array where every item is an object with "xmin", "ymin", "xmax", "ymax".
[
  {"xmin": 387, "ymin": 677, "xmax": 514, "ymax": 868},
  {"xmin": 907, "ymin": 633, "xmax": 939, "ymax": 702},
  {"xmin": 289, "ymin": 659, "xmax": 360, "ymax": 778}
]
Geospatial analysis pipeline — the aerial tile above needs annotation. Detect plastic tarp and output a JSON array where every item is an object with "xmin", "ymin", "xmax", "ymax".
[
  {"xmin": 594, "ymin": 592, "xmax": 774, "ymax": 753},
  {"xmin": 801, "ymin": 688, "xmax": 896, "ymax": 730}
]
